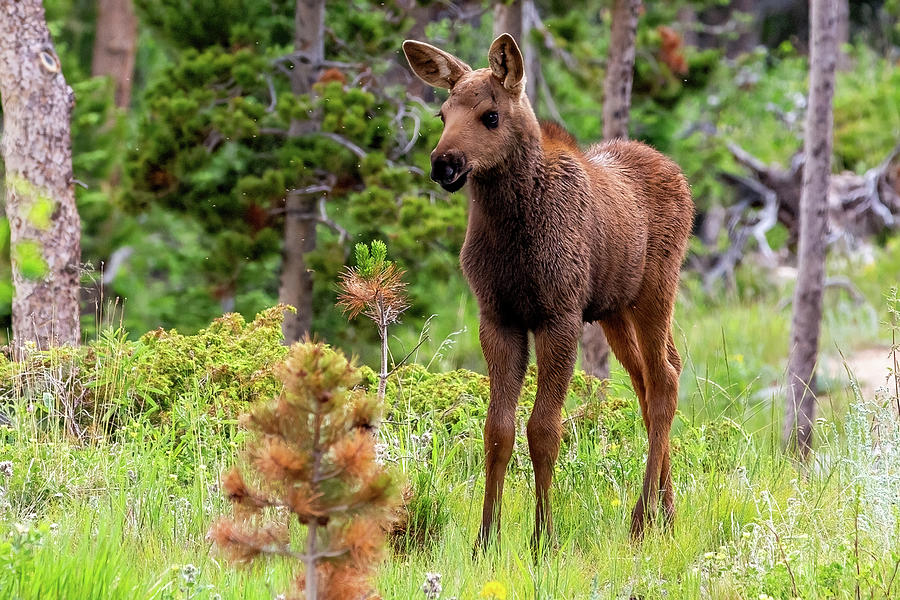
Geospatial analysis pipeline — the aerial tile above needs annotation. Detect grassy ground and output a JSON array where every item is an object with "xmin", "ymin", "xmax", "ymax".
[{"xmin": 0, "ymin": 245, "xmax": 898, "ymax": 599}]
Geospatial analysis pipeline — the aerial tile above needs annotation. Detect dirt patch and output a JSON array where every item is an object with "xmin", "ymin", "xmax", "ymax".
[{"xmin": 823, "ymin": 346, "xmax": 898, "ymax": 402}]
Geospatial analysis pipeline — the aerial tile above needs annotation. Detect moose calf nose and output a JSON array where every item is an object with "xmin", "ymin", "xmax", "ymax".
[
  {"xmin": 432, "ymin": 158, "xmax": 454, "ymax": 182},
  {"xmin": 430, "ymin": 151, "xmax": 466, "ymax": 184},
  {"xmin": 431, "ymin": 156, "xmax": 456, "ymax": 183}
]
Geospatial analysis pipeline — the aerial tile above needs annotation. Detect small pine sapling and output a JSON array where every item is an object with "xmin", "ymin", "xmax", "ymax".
[
  {"xmin": 209, "ymin": 342, "xmax": 398, "ymax": 600},
  {"xmin": 337, "ymin": 240, "xmax": 409, "ymax": 401}
]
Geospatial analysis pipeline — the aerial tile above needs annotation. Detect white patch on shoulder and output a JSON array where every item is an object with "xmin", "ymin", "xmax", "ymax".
[
  {"xmin": 433, "ymin": 55, "xmax": 451, "ymax": 79},
  {"xmin": 588, "ymin": 151, "xmax": 614, "ymax": 167}
]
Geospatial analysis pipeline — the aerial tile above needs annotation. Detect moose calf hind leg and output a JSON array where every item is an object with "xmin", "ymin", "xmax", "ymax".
[{"xmin": 631, "ymin": 317, "xmax": 680, "ymax": 540}]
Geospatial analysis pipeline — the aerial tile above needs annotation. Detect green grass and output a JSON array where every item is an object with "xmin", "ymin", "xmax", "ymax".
[
  {"xmin": 1, "ymin": 369, "xmax": 898, "ymax": 599},
  {"xmin": 1, "ymin": 245, "xmax": 899, "ymax": 599}
]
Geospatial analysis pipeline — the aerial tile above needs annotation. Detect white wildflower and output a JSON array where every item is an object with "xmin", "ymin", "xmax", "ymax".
[
  {"xmin": 374, "ymin": 442, "xmax": 389, "ymax": 465},
  {"xmin": 422, "ymin": 571, "xmax": 442, "ymax": 599},
  {"xmin": 181, "ymin": 563, "xmax": 198, "ymax": 585}
]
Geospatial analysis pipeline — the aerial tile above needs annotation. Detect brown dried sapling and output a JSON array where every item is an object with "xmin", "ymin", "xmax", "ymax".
[{"xmin": 337, "ymin": 240, "xmax": 410, "ymax": 401}]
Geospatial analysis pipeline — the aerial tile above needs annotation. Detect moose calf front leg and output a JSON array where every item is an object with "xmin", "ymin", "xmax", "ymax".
[
  {"xmin": 528, "ymin": 320, "xmax": 579, "ymax": 553},
  {"xmin": 476, "ymin": 318, "xmax": 528, "ymax": 553}
]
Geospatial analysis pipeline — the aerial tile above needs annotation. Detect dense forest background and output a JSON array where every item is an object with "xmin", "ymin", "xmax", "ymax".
[{"xmin": 1, "ymin": 0, "xmax": 899, "ymax": 369}]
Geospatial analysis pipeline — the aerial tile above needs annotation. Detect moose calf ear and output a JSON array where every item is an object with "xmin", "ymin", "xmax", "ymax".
[
  {"xmin": 488, "ymin": 33, "xmax": 525, "ymax": 93},
  {"xmin": 402, "ymin": 40, "xmax": 471, "ymax": 89}
]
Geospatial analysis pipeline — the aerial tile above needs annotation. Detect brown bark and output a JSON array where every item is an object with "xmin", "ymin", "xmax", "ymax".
[
  {"xmin": 399, "ymin": 0, "xmax": 438, "ymax": 100},
  {"xmin": 784, "ymin": 0, "xmax": 837, "ymax": 458},
  {"xmin": 601, "ymin": 0, "xmax": 640, "ymax": 141},
  {"xmin": 0, "ymin": 0, "xmax": 82, "ymax": 353},
  {"xmin": 493, "ymin": 1, "xmax": 523, "ymax": 47},
  {"xmin": 729, "ymin": 0, "xmax": 760, "ymax": 56},
  {"xmin": 493, "ymin": 0, "xmax": 537, "ymax": 105},
  {"xmin": 835, "ymin": 0, "xmax": 849, "ymax": 69},
  {"xmin": 582, "ymin": 0, "xmax": 641, "ymax": 380},
  {"xmin": 91, "ymin": 0, "xmax": 137, "ymax": 107},
  {"xmin": 280, "ymin": 0, "xmax": 325, "ymax": 342}
]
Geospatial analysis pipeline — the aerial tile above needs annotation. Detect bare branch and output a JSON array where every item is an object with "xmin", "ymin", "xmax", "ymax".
[
  {"xmin": 385, "ymin": 336, "xmax": 430, "ymax": 377},
  {"xmin": 265, "ymin": 75, "xmax": 277, "ymax": 112},
  {"xmin": 528, "ymin": 6, "xmax": 579, "ymax": 71},
  {"xmin": 272, "ymin": 51, "xmax": 361, "ymax": 71},
  {"xmin": 315, "ymin": 131, "xmax": 368, "ymax": 161},
  {"xmin": 538, "ymin": 71, "xmax": 564, "ymax": 125},
  {"xmin": 316, "ymin": 196, "xmax": 349, "ymax": 244},
  {"xmin": 726, "ymin": 140, "xmax": 772, "ymax": 178},
  {"xmin": 288, "ymin": 184, "xmax": 332, "ymax": 196}
]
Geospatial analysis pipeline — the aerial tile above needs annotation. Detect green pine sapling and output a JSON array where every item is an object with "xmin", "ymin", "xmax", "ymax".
[
  {"xmin": 209, "ymin": 342, "xmax": 398, "ymax": 600},
  {"xmin": 337, "ymin": 240, "xmax": 409, "ymax": 401}
]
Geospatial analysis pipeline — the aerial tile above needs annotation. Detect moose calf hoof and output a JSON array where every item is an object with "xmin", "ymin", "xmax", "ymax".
[
  {"xmin": 630, "ymin": 500, "xmax": 649, "ymax": 541},
  {"xmin": 472, "ymin": 530, "xmax": 496, "ymax": 559},
  {"xmin": 529, "ymin": 531, "xmax": 557, "ymax": 562}
]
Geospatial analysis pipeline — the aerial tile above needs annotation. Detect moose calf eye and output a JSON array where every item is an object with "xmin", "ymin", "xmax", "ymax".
[{"xmin": 481, "ymin": 111, "xmax": 499, "ymax": 129}]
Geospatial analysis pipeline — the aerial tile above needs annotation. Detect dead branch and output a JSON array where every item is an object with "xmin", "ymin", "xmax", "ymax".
[
  {"xmin": 527, "ymin": 4, "xmax": 579, "ymax": 72},
  {"xmin": 776, "ymin": 276, "xmax": 868, "ymax": 311},
  {"xmin": 701, "ymin": 139, "xmax": 900, "ymax": 289}
]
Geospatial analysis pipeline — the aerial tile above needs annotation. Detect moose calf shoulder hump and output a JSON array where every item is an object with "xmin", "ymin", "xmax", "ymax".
[{"xmin": 403, "ymin": 33, "xmax": 694, "ymax": 550}]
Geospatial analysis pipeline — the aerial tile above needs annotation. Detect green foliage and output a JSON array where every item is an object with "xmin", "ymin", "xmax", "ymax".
[
  {"xmin": 0, "ymin": 299, "xmax": 898, "ymax": 598},
  {"xmin": 354, "ymin": 240, "xmax": 391, "ymax": 280},
  {"xmin": 120, "ymin": 12, "xmax": 456, "ymax": 344},
  {"xmin": 134, "ymin": 0, "xmax": 293, "ymax": 49},
  {"xmin": 390, "ymin": 469, "xmax": 451, "ymax": 552},
  {"xmin": 833, "ymin": 49, "xmax": 900, "ymax": 172},
  {"xmin": 0, "ymin": 305, "xmax": 290, "ymax": 430},
  {"xmin": 130, "ymin": 305, "xmax": 289, "ymax": 412}
]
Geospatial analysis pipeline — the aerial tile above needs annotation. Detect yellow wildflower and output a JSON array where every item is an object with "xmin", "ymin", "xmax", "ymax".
[
  {"xmin": 610, "ymin": 497, "xmax": 621, "ymax": 507},
  {"xmin": 480, "ymin": 580, "xmax": 507, "ymax": 599}
]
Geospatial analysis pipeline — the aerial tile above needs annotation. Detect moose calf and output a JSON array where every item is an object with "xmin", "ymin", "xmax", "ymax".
[{"xmin": 403, "ymin": 34, "xmax": 694, "ymax": 549}]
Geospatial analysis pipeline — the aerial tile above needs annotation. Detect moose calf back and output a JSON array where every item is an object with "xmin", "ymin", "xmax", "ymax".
[{"xmin": 581, "ymin": 138, "xmax": 694, "ymax": 322}]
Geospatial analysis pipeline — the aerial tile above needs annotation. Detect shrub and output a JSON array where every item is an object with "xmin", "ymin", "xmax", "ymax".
[{"xmin": 0, "ymin": 305, "xmax": 290, "ymax": 431}]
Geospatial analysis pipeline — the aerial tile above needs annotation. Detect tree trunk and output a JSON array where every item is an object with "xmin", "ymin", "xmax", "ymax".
[
  {"xmin": 493, "ymin": 1, "xmax": 523, "ymax": 46},
  {"xmin": 493, "ymin": 0, "xmax": 537, "ymax": 105},
  {"xmin": 582, "ymin": 0, "xmax": 641, "ymax": 381},
  {"xmin": 280, "ymin": 0, "xmax": 325, "ymax": 343},
  {"xmin": 601, "ymin": 0, "xmax": 640, "ymax": 141},
  {"xmin": 399, "ymin": 0, "xmax": 438, "ymax": 100},
  {"xmin": 835, "ymin": 0, "xmax": 849, "ymax": 69},
  {"xmin": 0, "ymin": 0, "xmax": 82, "ymax": 353},
  {"xmin": 91, "ymin": 0, "xmax": 138, "ymax": 108},
  {"xmin": 729, "ymin": 0, "xmax": 760, "ymax": 56},
  {"xmin": 783, "ymin": 0, "xmax": 837, "ymax": 458}
]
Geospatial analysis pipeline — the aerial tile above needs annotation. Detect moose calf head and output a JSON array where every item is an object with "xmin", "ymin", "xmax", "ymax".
[{"xmin": 403, "ymin": 34, "xmax": 539, "ymax": 192}]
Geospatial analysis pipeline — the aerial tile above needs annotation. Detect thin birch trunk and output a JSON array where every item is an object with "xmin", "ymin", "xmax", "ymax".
[
  {"xmin": 784, "ymin": 0, "xmax": 838, "ymax": 458},
  {"xmin": 91, "ymin": 0, "xmax": 138, "ymax": 107},
  {"xmin": 493, "ymin": 0, "xmax": 538, "ymax": 105},
  {"xmin": 582, "ymin": 0, "xmax": 641, "ymax": 380}
]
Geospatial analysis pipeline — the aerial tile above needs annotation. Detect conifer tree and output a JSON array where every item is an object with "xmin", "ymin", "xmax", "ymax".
[{"xmin": 210, "ymin": 342, "xmax": 398, "ymax": 599}]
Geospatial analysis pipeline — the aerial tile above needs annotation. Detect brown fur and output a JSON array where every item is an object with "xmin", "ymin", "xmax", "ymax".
[{"xmin": 403, "ymin": 35, "xmax": 695, "ymax": 549}]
